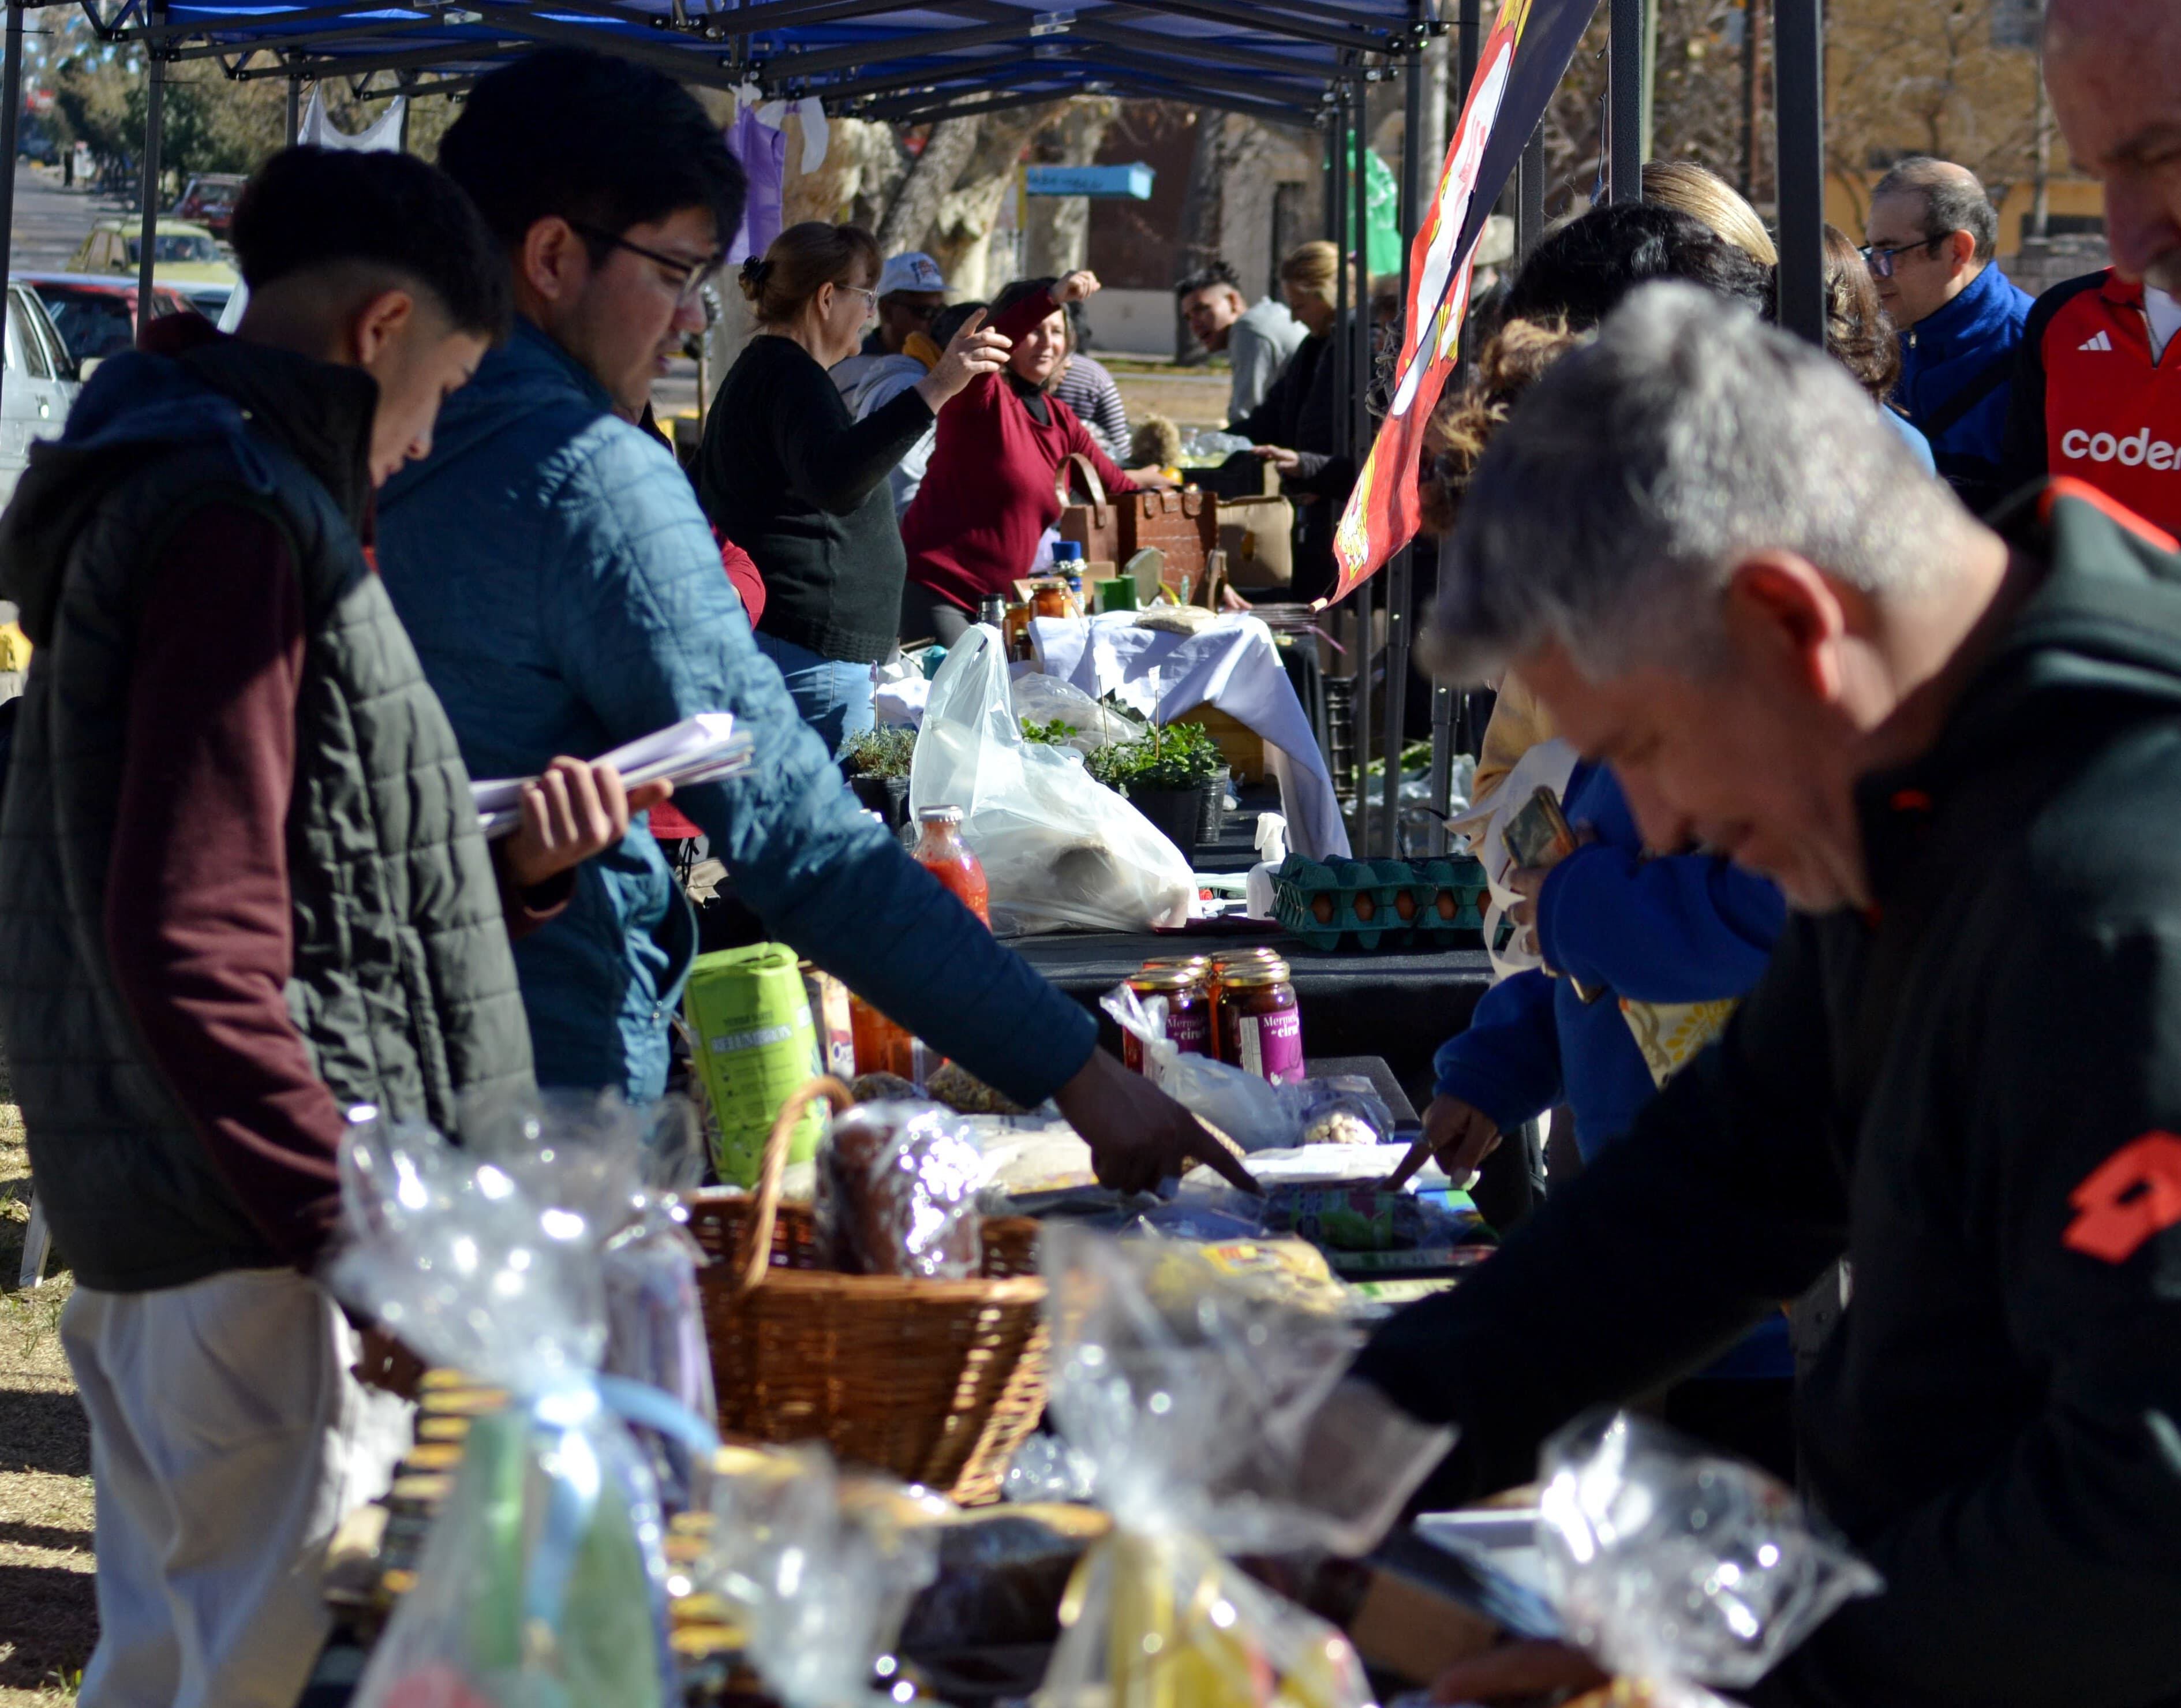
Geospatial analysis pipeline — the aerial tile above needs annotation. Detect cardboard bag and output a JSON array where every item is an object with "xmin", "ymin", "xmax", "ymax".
[{"xmin": 1217, "ymin": 492, "xmax": 1296, "ymax": 589}]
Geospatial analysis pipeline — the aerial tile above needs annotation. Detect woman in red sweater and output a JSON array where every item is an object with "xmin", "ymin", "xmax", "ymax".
[{"xmin": 900, "ymin": 271, "xmax": 1174, "ymax": 643}]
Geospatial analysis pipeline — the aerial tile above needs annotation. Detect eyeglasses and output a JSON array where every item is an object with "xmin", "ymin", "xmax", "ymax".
[
  {"xmin": 569, "ymin": 220, "xmax": 724, "ymax": 305},
  {"xmin": 889, "ymin": 298, "xmax": 939, "ymax": 324},
  {"xmin": 1860, "ymin": 238, "xmax": 1936, "ymax": 279},
  {"xmin": 843, "ymin": 284, "xmax": 880, "ymax": 319}
]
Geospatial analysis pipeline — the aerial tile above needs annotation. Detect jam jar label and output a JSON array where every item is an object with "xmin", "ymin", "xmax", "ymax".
[
  {"xmin": 1166, "ymin": 1004, "xmax": 1211, "ymax": 1055},
  {"xmin": 1237, "ymin": 1008, "xmax": 1304, "ymax": 1083}
]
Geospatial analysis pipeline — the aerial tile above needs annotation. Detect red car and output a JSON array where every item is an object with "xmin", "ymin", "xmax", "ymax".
[
  {"xmin": 174, "ymin": 173, "xmax": 248, "ymax": 239},
  {"xmin": 21, "ymin": 273, "xmax": 201, "ymax": 367}
]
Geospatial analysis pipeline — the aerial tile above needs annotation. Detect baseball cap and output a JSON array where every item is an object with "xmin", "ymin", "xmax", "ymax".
[{"xmin": 878, "ymin": 252, "xmax": 948, "ymax": 297}]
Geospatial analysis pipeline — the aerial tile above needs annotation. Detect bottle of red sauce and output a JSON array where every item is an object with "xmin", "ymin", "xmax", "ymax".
[{"xmin": 911, "ymin": 805, "xmax": 989, "ymax": 925}]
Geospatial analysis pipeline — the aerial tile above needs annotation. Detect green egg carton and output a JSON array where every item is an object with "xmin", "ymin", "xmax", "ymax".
[{"xmin": 1271, "ymin": 853, "xmax": 1487, "ymax": 951}]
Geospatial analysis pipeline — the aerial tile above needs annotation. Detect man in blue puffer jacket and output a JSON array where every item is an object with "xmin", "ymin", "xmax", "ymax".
[
  {"xmin": 1865, "ymin": 157, "xmax": 2033, "ymax": 513},
  {"xmin": 375, "ymin": 48, "xmax": 1241, "ymax": 1194},
  {"xmin": 1426, "ymin": 761, "xmax": 1794, "ymax": 1470}
]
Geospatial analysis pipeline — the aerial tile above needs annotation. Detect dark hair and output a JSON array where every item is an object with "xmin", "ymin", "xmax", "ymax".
[
  {"xmin": 1420, "ymin": 316, "xmax": 1588, "ymax": 535},
  {"xmin": 930, "ymin": 299, "xmax": 986, "ymax": 347},
  {"xmin": 1503, "ymin": 203, "xmax": 1774, "ymax": 331},
  {"xmin": 1822, "ymin": 222, "xmax": 1901, "ymax": 402},
  {"xmin": 1872, "ymin": 155, "xmax": 1999, "ymax": 264},
  {"xmin": 738, "ymin": 222, "xmax": 880, "ymax": 324},
  {"xmin": 438, "ymin": 47, "xmax": 745, "ymax": 260},
  {"xmin": 1174, "ymin": 259, "xmax": 1243, "ymax": 301},
  {"xmin": 230, "ymin": 145, "xmax": 510, "ymax": 338}
]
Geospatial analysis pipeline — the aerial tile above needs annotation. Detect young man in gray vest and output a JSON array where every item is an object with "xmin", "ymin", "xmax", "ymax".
[{"xmin": 0, "ymin": 147, "xmax": 650, "ymax": 1708}]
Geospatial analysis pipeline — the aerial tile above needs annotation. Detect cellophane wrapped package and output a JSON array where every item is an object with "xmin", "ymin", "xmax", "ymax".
[
  {"xmin": 704, "ymin": 1443, "xmax": 942, "ymax": 1708},
  {"xmin": 461, "ymin": 1089, "xmax": 719, "ymax": 1515},
  {"xmin": 813, "ymin": 1100, "xmax": 988, "ymax": 1279},
  {"xmin": 332, "ymin": 1115, "xmax": 714, "ymax": 1708},
  {"xmin": 1037, "ymin": 1224, "xmax": 1454, "ymax": 1708},
  {"xmin": 1536, "ymin": 1411, "xmax": 1882, "ymax": 1708}
]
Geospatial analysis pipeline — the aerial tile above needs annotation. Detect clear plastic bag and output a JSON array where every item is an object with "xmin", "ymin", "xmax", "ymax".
[
  {"xmin": 1012, "ymin": 670, "xmax": 1146, "ymax": 754},
  {"xmin": 705, "ymin": 1444, "xmax": 941, "ymax": 1708},
  {"xmin": 458, "ymin": 1089, "xmax": 719, "ymax": 1516},
  {"xmin": 332, "ymin": 1116, "xmax": 717, "ymax": 1708},
  {"xmin": 1536, "ymin": 1411, "xmax": 1883, "ymax": 1707},
  {"xmin": 814, "ymin": 1100, "xmax": 989, "ymax": 1279},
  {"xmin": 911, "ymin": 625, "xmax": 1194, "ymax": 935},
  {"xmin": 1037, "ymin": 1224, "xmax": 1455, "ymax": 1708}
]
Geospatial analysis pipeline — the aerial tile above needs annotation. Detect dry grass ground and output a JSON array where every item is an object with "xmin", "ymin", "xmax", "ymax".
[
  {"xmin": 1108, "ymin": 362, "xmax": 1234, "ymax": 435},
  {"xmin": 0, "ymin": 1051, "xmax": 95, "ymax": 1706}
]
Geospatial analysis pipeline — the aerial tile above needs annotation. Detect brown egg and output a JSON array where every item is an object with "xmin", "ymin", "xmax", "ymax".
[
  {"xmin": 1353, "ymin": 892, "xmax": 1376, "ymax": 922},
  {"xmin": 1311, "ymin": 892, "xmax": 1335, "ymax": 924},
  {"xmin": 1435, "ymin": 889, "xmax": 1458, "ymax": 920},
  {"xmin": 1394, "ymin": 889, "xmax": 1418, "ymax": 920}
]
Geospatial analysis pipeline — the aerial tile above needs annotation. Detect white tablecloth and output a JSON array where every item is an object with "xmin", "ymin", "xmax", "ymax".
[{"xmin": 1030, "ymin": 612, "xmax": 1352, "ymax": 860}]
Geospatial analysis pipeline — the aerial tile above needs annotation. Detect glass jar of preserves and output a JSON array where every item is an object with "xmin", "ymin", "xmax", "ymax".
[
  {"xmin": 911, "ymin": 805, "xmax": 989, "ymax": 925},
  {"xmin": 1216, "ymin": 960, "xmax": 1304, "ymax": 1084},
  {"xmin": 1202, "ymin": 947, "xmax": 1281, "ymax": 1057},
  {"xmin": 1122, "ymin": 968, "xmax": 1209, "ymax": 1071}
]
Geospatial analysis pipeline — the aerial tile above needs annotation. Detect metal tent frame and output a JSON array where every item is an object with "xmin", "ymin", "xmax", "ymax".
[{"xmin": 0, "ymin": 0, "xmax": 1830, "ymax": 857}]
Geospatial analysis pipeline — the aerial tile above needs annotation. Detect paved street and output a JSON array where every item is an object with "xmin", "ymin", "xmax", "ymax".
[{"xmin": 7, "ymin": 160, "xmax": 128, "ymax": 274}]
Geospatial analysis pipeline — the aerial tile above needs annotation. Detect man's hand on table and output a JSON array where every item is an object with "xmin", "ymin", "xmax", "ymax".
[
  {"xmin": 1053, "ymin": 1045, "xmax": 1260, "ymax": 1195},
  {"xmin": 1386, "ymin": 1094, "xmax": 1501, "ymax": 1191}
]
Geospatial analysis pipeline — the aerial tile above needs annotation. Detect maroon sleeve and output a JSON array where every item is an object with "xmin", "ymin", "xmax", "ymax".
[
  {"xmin": 716, "ymin": 529, "xmax": 768, "ymax": 627},
  {"xmin": 103, "ymin": 503, "xmax": 351, "ymax": 1272},
  {"xmin": 992, "ymin": 285, "xmax": 1062, "ymax": 344}
]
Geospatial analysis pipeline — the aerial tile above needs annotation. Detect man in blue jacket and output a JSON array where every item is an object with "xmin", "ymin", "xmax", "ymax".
[
  {"xmin": 375, "ymin": 48, "xmax": 1239, "ymax": 1193},
  {"xmin": 1864, "ymin": 157, "xmax": 2033, "ymax": 512}
]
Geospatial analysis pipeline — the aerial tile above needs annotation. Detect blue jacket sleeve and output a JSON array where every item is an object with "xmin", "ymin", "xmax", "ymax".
[
  {"xmin": 1534, "ymin": 840, "xmax": 1785, "ymax": 1004},
  {"xmin": 1431, "ymin": 969, "xmax": 1563, "ymax": 1132},
  {"xmin": 541, "ymin": 427, "xmax": 1097, "ymax": 1105}
]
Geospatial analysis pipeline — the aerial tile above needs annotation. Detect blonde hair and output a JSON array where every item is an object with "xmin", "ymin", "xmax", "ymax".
[
  {"xmin": 738, "ymin": 220, "xmax": 880, "ymax": 326},
  {"xmin": 1278, "ymin": 239, "xmax": 1345, "ymax": 309},
  {"xmin": 1640, "ymin": 160, "xmax": 1779, "ymax": 267}
]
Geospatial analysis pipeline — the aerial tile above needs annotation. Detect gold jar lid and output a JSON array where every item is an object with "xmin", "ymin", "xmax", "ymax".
[
  {"xmin": 1141, "ymin": 953, "xmax": 1211, "ymax": 973},
  {"xmin": 1219, "ymin": 960, "xmax": 1292, "ymax": 989},
  {"xmin": 1129, "ymin": 967, "xmax": 1200, "ymax": 993}
]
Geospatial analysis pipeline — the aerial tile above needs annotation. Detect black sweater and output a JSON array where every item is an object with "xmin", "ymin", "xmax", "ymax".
[
  {"xmin": 1356, "ymin": 488, "xmax": 2181, "ymax": 1708},
  {"xmin": 698, "ymin": 334, "xmax": 933, "ymax": 663}
]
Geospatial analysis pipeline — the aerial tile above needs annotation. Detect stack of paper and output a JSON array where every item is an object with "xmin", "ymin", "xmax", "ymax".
[{"xmin": 471, "ymin": 713, "xmax": 755, "ymax": 839}]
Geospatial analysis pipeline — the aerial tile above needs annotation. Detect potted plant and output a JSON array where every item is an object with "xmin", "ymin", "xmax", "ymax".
[
  {"xmin": 837, "ymin": 726, "xmax": 918, "ymax": 829},
  {"xmin": 1088, "ymin": 720, "xmax": 1229, "ymax": 864}
]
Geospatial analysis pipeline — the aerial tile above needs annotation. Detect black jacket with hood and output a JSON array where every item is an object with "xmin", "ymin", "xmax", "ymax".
[{"xmin": 1355, "ymin": 482, "xmax": 2181, "ymax": 1708}]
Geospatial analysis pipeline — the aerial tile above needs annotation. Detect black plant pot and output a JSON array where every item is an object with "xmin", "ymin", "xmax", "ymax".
[
  {"xmin": 849, "ymin": 772, "xmax": 912, "ymax": 831},
  {"xmin": 1132, "ymin": 786, "xmax": 1205, "ymax": 866}
]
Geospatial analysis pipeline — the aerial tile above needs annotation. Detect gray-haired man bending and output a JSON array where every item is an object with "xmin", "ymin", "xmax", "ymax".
[{"xmin": 1356, "ymin": 283, "xmax": 2181, "ymax": 1706}]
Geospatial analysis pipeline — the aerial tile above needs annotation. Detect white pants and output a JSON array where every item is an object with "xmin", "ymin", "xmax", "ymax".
[{"xmin": 62, "ymin": 1268, "xmax": 412, "ymax": 1708}]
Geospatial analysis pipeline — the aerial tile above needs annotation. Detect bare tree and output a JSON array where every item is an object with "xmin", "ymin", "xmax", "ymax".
[
  {"xmin": 1026, "ymin": 98, "xmax": 1120, "ymax": 276},
  {"xmin": 876, "ymin": 118, "xmax": 985, "ymax": 254},
  {"xmin": 1172, "ymin": 109, "xmax": 1237, "ymax": 358}
]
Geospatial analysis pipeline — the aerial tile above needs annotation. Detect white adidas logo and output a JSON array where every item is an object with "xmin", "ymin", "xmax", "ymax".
[{"xmin": 2080, "ymin": 330, "xmax": 2115, "ymax": 352}]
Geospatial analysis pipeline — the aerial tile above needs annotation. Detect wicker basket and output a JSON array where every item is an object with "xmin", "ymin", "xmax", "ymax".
[{"xmin": 687, "ymin": 1077, "xmax": 1050, "ymax": 1505}]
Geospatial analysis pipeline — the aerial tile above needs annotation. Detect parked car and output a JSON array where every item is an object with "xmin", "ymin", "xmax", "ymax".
[
  {"xmin": 66, "ymin": 218, "xmax": 239, "ymax": 291},
  {"xmin": 0, "ymin": 282, "xmax": 79, "ymax": 506},
  {"xmin": 174, "ymin": 172, "xmax": 247, "ymax": 238},
  {"xmin": 20, "ymin": 272, "xmax": 199, "ymax": 368}
]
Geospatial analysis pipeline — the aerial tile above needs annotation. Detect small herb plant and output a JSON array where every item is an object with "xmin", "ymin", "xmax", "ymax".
[
  {"xmin": 1087, "ymin": 720, "xmax": 1228, "ymax": 795},
  {"xmin": 1020, "ymin": 717, "xmax": 1076, "ymax": 746},
  {"xmin": 837, "ymin": 725, "xmax": 917, "ymax": 779}
]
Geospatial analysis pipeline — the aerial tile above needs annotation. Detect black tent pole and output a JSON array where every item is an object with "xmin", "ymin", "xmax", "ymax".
[
  {"xmin": 1609, "ymin": 0, "xmax": 1643, "ymax": 203},
  {"xmin": 1773, "ymin": 0, "xmax": 1824, "ymax": 343},
  {"xmin": 0, "ymin": 2, "xmax": 24, "ymax": 331},
  {"xmin": 1383, "ymin": 11, "xmax": 1426, "ymax": 854},
  {"xmin": 136, "ymin": 17, "xmax": 165, "ymax": 342}
]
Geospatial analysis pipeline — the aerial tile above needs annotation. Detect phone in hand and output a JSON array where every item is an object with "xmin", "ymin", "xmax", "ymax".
[{"xmin": 1502, "ymin": 785, "xmax": 1578, "ymax": 872}]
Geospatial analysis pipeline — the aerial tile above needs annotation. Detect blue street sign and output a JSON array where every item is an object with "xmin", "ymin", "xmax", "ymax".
[{"xmin": 1024, "ymin": 163, "xmax": 1155, "ymax": 200}]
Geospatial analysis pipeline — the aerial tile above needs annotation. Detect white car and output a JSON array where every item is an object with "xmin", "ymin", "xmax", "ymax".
[{"xmin": 0, "ymin": 282, "xmax": 77, "ymax": 508}]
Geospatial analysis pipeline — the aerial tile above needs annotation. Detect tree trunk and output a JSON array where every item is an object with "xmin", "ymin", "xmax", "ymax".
[
  {"xmin": 1173, "ymin": 109, "xmax": 1232, "ymax": 361},
  {"xmin": 876, "ymin": 118, "xmax": 985, "ymax": 255},
  {"xmin": 925, "ymin": 104, "xmax": 1061, "ymax": 298}
]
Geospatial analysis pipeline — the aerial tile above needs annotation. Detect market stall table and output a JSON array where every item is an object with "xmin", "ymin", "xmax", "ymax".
[{"xmin": 1012, "ymin": 929, "xmax": 1493, "ymax": 1112}]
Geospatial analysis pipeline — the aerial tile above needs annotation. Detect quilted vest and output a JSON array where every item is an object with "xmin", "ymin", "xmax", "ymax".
[{"xmin": 0, "ymin": 396, "xmax": 535, "ymax": 1292}]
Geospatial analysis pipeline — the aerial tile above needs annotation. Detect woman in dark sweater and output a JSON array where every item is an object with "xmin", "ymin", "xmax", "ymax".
[
  {"xmin": 901, "ymin": 271, "xmax": 1174, "ymax": 644},
  {"xmin": 699, "ymin": 221, "xmax": 1005, "ymax": 748}
]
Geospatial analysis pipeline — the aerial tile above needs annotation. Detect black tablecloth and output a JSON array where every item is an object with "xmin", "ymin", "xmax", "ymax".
[{"xmin": 1013, "ymin": 928, "xmax": 1494, "ymax": 1113}]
